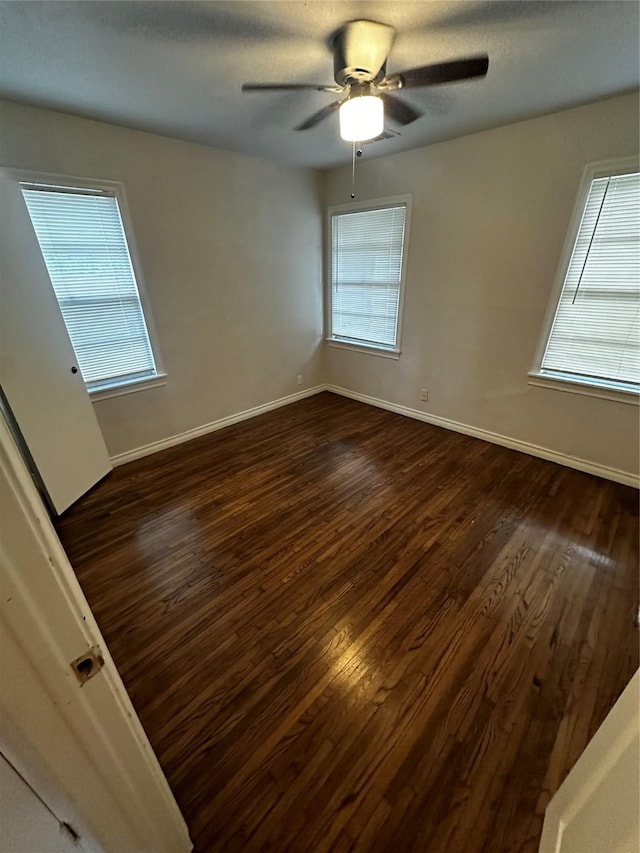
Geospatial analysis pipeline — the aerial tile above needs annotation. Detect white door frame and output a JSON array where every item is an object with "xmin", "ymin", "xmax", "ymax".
[
  {"xmin": 539, "ymin": 671, "xmax": 639, "ymax": 853},
  {"xmin": 0, "ymin": 413, "xmax": 192, "ymax": 851}
]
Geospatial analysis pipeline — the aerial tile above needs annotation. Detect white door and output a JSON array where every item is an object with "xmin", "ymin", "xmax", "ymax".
[
  {"xmin": 539, "ymin": 671, "xmax": 639, "ymax": 853},
  {"xmin": 0, "ymin": 753, "xmax": 87, "ymax": 852},
  {"xmin": 0, "ymin": 414, "xmax": 191, "ymax": 851},
  {"xmin": 0, "ymin": 170, "xmax": 111, "ymax": 514}
]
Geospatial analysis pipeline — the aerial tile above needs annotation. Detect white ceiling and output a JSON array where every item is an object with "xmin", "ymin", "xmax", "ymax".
[{"xmin": 0, "ymin": 1, "xmax": 638, "ymax": 169}]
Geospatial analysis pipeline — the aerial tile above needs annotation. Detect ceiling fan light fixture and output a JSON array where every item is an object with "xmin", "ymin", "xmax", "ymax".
[
  {"xmin": 339, "ymin": 93, "xmax": 384, "ymax": 142},
  {"xmin": 242, "ymin": 20, "xmax": 490, "ymax": 142}
]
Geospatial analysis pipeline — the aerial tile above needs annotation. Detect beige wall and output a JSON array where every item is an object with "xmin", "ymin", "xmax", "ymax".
[
  {"xmin": 0, "ymin": 99, "xmax": 324, "ymax": 457},
  {"xmin": 2, "ymin": 94, "xmax": 638, "ymax": 477},
  {"xmin": 323, "ymin": 93, "xmax": 640, "ymax": 478}
]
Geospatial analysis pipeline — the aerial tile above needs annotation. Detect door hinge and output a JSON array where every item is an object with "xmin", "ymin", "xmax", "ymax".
[{"xmin": 60, "ymin": 820, "xmax": 81, "ymax": 843}]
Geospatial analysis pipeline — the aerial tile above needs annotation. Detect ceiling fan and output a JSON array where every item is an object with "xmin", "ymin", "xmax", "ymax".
[{"xmin": 242, "ymin": 20, "xmax": 489, "ymax": 142}]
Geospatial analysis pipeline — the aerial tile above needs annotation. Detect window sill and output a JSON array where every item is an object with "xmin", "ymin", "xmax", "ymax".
[
  {"xmin": 528, "ymin": 372, "xmax": 639, "ymax": 406},
  {"xmin": 327, "ymin": 339, "xmax": 401, "ymax": 360},
  {"xmin": 89, "ymin": 373, "xmax": 167, "ymax": 402}
]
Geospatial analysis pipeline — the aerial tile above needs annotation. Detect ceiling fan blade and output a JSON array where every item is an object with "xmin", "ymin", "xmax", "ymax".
[
  {"xmin": 379, "ymin": 93, "xmax": 422, "ymax": 126},
  {"xmin": 242, "ymin": 83, "xmax": 339, "ymax": 93},
  {"xmin": 295, "ymin": 100, "xmax": 343, "ymax": 131},
  {"xmin": 391, "ymin": 55, "xmax": 489, "ymax": 89}
]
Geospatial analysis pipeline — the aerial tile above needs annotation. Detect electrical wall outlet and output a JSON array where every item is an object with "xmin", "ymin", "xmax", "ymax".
[
  {"xmin": 420, "ymin": 389, "xmax": 429, "ymax": 402},
  {"xmin": 297, "ymin": 374, "xmax": 304, "ymax": 386}
]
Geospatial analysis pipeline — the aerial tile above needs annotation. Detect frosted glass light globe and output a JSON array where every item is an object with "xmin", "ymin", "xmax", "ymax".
[{"xmin": 339, "ymin": 95, "xmax": 384, "ymax": 142}]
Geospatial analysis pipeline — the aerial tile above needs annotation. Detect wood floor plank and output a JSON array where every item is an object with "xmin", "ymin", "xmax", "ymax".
[{"xmin": 56, "ymin": 392, "xmax": 639, "ymax": 852}]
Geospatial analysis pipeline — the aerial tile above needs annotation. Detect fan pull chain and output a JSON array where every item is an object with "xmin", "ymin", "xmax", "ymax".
[
  {"xmin": 349, "ymin": 143, "xmax": 364, "ymax": 199},
  {"xmin": 350, "ymin": 141, "xmax": 356, "ymax": 199}
]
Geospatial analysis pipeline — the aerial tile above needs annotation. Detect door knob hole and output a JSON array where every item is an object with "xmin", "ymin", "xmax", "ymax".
[
  {"xmin": 76, "ymin": 658, "xmax": 93, "ymax": 676},
  {"xmin": 70, "ymin": 647, "xmax": 104, "ymax": 684}
]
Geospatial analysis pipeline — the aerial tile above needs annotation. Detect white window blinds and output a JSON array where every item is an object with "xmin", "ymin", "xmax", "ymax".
[
  {"xmin": 21, "ymin": 184, "xmax": 157, "ymax": 391},
  {"xmin": 330, "ymin": 204, "xmax": 407, "ymax": 349},
  {"xmin": 541, "ymin": 171, "xmax": 640, "ymax": 391}
]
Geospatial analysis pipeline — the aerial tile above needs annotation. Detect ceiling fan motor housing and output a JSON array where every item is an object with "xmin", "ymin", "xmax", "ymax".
[{"xmin": 332, "ymin": 20, "xmax": 396, "ymax": 86}]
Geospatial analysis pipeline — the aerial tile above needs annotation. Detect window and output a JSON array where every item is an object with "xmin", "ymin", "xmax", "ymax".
[
  {"xmin": 531, "ymin": 161, "xmax": 639, "ymax": 400},
  {"xmin": 20, "ymin": 179, "xmax": 161, "ymax": 395},
  {"xmin": 328, "ymin": 197, "xmax": 410, "ymax": 354}
]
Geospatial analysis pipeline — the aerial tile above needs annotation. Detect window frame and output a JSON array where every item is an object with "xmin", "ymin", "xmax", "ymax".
[
  {"xmin": 529, "ymin": 156, "xmax": 639, "ymax": 406},
  {"xmin": 325, "ymin": 194, "xmax": 412, "ymax": 358},
  {"xmin": 10, "ymin": 168, "xmax": 166, "ymax": 402}
]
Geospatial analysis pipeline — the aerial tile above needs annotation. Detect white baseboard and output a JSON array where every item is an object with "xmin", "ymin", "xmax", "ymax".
[
  {"xmin": 111, "ymin": 381, "xmax": 639, "ymax": 488},
  {"xmin": 326, "ymin": 385, "xmax": 639, "ymax": 489},
  {"xmin": 110, "ymin": 385, "xmax": 326, "ymax": 466}
]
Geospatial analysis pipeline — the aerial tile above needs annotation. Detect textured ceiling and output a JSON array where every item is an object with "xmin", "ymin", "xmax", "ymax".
[{"xmin": 0, "ymin": 1, "xmax": 638, "ymax": 169}]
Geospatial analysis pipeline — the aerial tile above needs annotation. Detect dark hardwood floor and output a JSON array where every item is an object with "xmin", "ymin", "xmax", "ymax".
[{"xmin": 56, "ymin": 392, "xmax": 639, "ymax": 853}]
